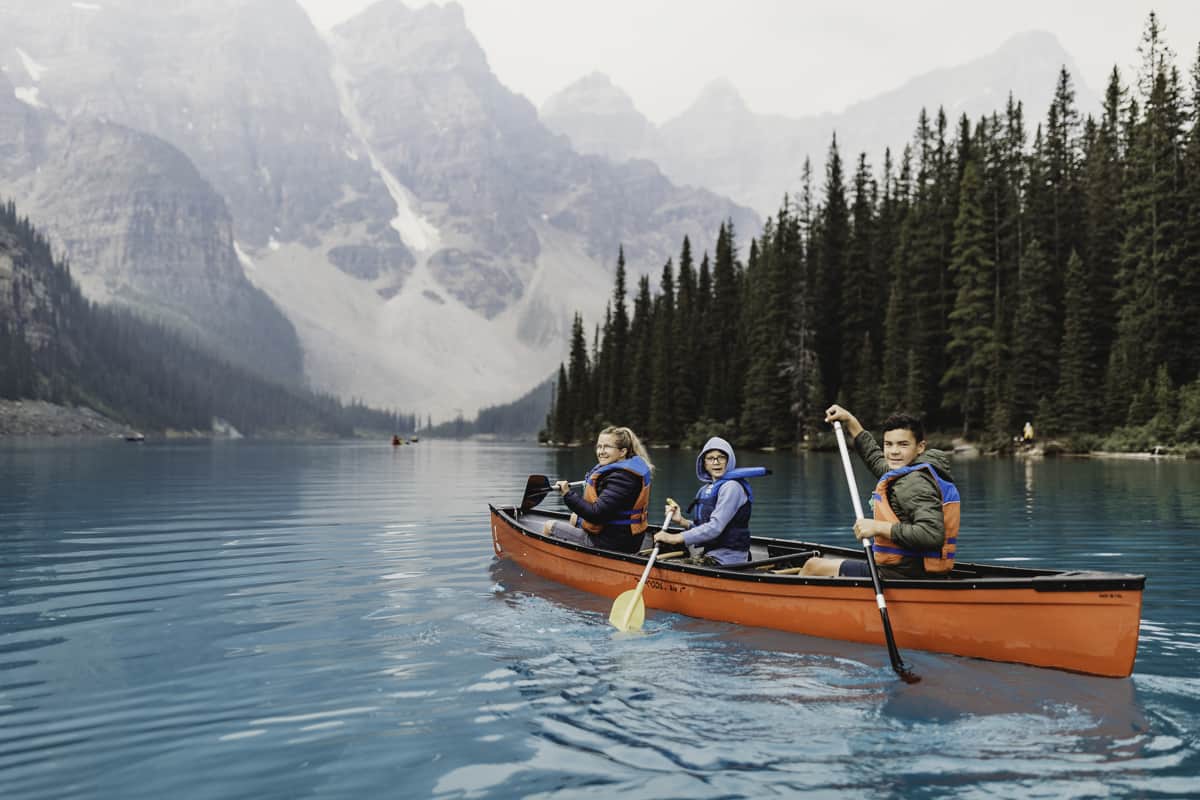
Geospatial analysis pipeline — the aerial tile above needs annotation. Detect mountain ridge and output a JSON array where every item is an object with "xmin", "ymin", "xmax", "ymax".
[{"xmin": 542, "ymin": 30, "xmax": 1099, "ymax": 216}]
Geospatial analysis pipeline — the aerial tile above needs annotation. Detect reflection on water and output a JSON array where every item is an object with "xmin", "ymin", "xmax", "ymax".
[{"xmin": 0, "ymin": 439, "xmax": 1198, "ymax": 799}]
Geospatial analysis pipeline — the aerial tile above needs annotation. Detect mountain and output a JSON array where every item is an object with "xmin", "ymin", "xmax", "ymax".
[
  {"xmin": 544, "ymin": 31, "xmax": 1100, "ymax": 216},
  {"xmin": 0, "ymin": 0, "xmax": 757, "ymax": 419},
  {"xmin": 541, "ymin": 72, "xmax": 657, "ymax": 162},
  {"xmin": 0, "ymin": 68, "xmax": 304, "ymax": 386},
  {"xmin": 0, "ymin": 198, "xmax": 409, "ymax": 436}
]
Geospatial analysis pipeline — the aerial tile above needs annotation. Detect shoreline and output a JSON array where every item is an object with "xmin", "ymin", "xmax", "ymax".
[
  {"xmin": 4, "ymin": 400, "xmax": 1195, "ymax": 457},
  {"xmin": 0, "ymin": 399, "xmax": 131, "ymax": 439}
]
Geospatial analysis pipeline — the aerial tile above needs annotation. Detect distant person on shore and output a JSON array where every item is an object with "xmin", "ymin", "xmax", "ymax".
[
  {"xmin": 652, "ymin": 436, "xmax": 767, "ymax": 566},
  {"xmin": 802, "ymin": 405, "xmax": 959, "ymax": 580},
  {"xmin": 1023, "ymin": 421, "xmax": 1035, "ymax": 443},
  {"xmin": 542, "ymin": 426, "xmax": 654, "ymax": 554}
]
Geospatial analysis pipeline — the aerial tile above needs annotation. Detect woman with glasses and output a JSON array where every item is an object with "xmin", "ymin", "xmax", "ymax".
[
  {"xmin": 653, "ymin": 436, "xmax": 767, "ymax": 565},
  {"xmin": 541, "ymin": 426, "xmax": 654, "ymax": 554}
]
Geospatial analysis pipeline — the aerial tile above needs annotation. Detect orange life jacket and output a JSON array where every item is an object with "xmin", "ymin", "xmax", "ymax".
[
  {"xmin": 579, "ymin": 456, "xmax": 652, "ymax": 536},
  {"xmin": 870, "ymin": 463, "xmax": 960, "ymax": 574}
]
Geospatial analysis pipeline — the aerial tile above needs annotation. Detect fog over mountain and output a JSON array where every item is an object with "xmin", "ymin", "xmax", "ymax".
[
  {"xmin": 0, "ymin": 0, "xmax": 755, "ymax": 419},
  {"xmin": 543, "ymin": 31, "xmax": 1100, "ymax": 216}
]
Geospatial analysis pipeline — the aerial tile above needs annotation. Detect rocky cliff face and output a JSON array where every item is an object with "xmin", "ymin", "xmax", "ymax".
[
  {"xmin": 0, "ymin": 222, "xmax": 57, "ymax": 354},
  {"xmin": 331, "ymin": 2, "xmax": 756, "ymax": 319},
  {"xmin": 0, "ymin": 0, "xmax": 401, "ymax": 251},
  {"xmin": 0, "ymin": 70, "xmax": 304, "ymax": 386}
]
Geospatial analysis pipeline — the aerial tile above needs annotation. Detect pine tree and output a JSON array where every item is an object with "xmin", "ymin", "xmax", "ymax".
[
  {"xmin": 1055, "ymin": 250, "xmax": 1101, "ymax": 432},
  {"xmin": 673, "ymin": 238, "xmax": 700, "ymax": 428},
  {"xmin": 785, "ymin": 164, "xmax": 823, "ymax": 441},
  {"xmin": 703, "ymin": 223, "xmax": 742, "ymax": 423},
  {"xmin": 1176, "ymin": 44, "xmax": 1200, "ymax": 383},
  {"xmin": 941, "ymin": 159, "xmax": 997, "ymax": 437},
  {"xmin": 1081, "ymin": 68, "xmax": 1126, "ymax": 427},
  {"xmin": 648, "ymin": 259, "xmax": 677, "ymax": 442},
  {"xmin": 841, "ymin": 152, "xmax": 878, "ymax": 413},
  {"xmin": 627, "ymin": 274, "xmax": 654, "ymax": 432},
  {"xmin": 1109, "ymin": 15, "xmax": 1187, "ymax": 420},
  {"xmin": 880, "ymin": 144, "xmax": 915, "ymax": 410},
  {"xmin": 566, "ymin": 313, "xmax": 591, "ymax": 441},
  {"xmin": 739, "ymin": 236, "xmax": 775, "ymax": 445},
  {"xmin": 1011, "ymin": 238, "xmax": 1059, "ymax": 429},
  {"xmin": 814, "ymin": 135, "xmax": 850, "ymax": 401},
  {"xmin": 602, "ymin": 247, "xmax": 630, "ymax": 422},
  {"xmin": 550, "ymin": 363, "xmax": 571, "ymax": 443}
]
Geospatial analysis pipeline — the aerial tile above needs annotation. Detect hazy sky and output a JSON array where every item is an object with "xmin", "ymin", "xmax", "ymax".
[{"xmin": 299, "ymin": 0, "xmax": 1200, "ymax": 124}]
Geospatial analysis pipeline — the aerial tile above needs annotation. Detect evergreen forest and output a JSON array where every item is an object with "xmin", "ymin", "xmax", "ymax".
[
  {"xmin": 545, "ymin": 14, "xmax": 1200, "ymax": 454},
  {"xmin": 0, "ymin": 200, "xmax": 416, "ymax": 437}
]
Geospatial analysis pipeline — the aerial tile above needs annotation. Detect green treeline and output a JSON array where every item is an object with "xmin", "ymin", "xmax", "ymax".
[
  {"xmin": 0, "ymin": 199, "xmax": 416, "ymax": 437},
  {"xmin": 546, "ymin": 14, "xmax": 1200, "ymax": 453}
]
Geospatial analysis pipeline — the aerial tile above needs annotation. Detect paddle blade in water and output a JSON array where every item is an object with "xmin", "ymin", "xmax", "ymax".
[{"xmin": 608, "ymin": 588, "xmax": 645, "ymax": 632}]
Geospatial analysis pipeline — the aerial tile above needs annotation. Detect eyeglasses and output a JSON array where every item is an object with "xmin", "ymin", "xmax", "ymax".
[
  {"xmin": 704, "ymin": 454, "xmax": 728, "ymax": 463},
  {"xmin": 596, "ymin": 443, "xmax": 621, "ymax": 451}
]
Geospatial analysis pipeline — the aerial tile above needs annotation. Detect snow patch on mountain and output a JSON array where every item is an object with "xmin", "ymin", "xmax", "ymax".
[
  {"xmin": 14, "ymin": 87, "xmax": 44, "ymax": 107},
  {"xmin": 330, "ymin": 60, "xmax": 440, "ymax": 254},
  {"xmin": 15, "ymin": 49, "xmax": 46, "ymax": 81}
]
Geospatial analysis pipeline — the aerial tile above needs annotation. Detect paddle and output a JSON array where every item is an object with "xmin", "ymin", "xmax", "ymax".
[
  {"xmin": 609, "ymin": 504, "xmax": 675, "ymax": 632},
  {"xmin": 833, "ymin": 421, "xmax": 920, "ymax": 684},
  {"xmin": 519, "ymin": 475, "xmax": 584, "ymax": 512}
]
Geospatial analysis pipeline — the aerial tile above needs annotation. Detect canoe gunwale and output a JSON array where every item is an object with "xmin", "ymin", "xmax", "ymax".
[{"xmin": 490, "ymin": 504, "xmax": 1146, "ymax": 593}]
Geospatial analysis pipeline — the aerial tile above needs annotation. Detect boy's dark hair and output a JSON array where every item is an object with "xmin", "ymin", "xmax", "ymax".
[{"xmin": 880, "ymin": 412, "xmax": 925, "ymax": 442}]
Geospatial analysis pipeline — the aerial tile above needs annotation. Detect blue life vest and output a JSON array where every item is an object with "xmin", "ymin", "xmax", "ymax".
[{"xmin": 688, "ymin": 466, "xmax": 768, "ymax": 554}]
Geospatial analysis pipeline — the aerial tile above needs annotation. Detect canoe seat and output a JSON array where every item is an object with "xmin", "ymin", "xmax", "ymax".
[
  {"xmin": 637, "ymin": 547, "xmax": 687, "ymax": 561},
  {"xmin": 724, "ymin": 551, "xmax": 819, "ymax": 572}
]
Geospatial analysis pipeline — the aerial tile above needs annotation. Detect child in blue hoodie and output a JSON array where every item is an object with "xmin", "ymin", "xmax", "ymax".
[{"xmin": 653, "ymin": 436, "xmax": 767, "ymax": 565}]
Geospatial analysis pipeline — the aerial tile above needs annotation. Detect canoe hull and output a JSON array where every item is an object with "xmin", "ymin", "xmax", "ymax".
[{"xmin": 489, "ymin": 505, "xmax": 1143, "ymax": 677}]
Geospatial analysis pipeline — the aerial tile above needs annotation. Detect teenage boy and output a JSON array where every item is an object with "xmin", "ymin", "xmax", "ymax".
[{"xmin": 802, "ymin": 404, "xmax": 959, "ymax": 579}]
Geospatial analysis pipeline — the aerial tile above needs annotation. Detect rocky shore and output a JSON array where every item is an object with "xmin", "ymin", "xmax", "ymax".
[{"xmin": 0, "ymin": 399, "xmax": 131, "ymax": 438}]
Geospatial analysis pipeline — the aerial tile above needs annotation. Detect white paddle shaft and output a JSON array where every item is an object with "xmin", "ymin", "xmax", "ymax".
[{"xmin": 833, "ymin": 422, "xmax": 866, "ymax": 521}]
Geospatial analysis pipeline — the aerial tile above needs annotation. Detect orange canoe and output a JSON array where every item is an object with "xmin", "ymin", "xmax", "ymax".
[{"xmin": 489, "ymin": 505, "xmax": 1144, "ymax": 678}]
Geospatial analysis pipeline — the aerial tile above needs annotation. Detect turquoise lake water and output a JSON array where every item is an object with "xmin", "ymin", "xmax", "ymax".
[{"xmin": 1, "ymin": 438, "xmax": 1197, "ymax": 798}]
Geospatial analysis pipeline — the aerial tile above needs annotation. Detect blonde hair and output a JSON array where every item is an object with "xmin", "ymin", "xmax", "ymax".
[{"xmin": 599, "ymin": 426, "xmax": 654, "ymax": 473}]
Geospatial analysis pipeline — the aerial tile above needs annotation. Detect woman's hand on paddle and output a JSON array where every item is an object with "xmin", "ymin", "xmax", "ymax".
[
  {"xmin": 824, "ymin": 404, "xmax": 864, "ymax": 438},
  {"xmin": 554, "ymin": 480, "xmax": 572, "ymax": 495},
  {"xmin": 853, "ymin": 518, "xmax": 891, "ymax": 540}
]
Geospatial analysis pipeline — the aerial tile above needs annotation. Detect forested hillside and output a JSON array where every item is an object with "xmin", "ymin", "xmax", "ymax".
[
  {"xmin": 546, "ymin": 14, "xmax": 1200, "ymax": 453},
  {"xmin": 0, "ymin": 200, "xmax": 415, "ymax": 437}
]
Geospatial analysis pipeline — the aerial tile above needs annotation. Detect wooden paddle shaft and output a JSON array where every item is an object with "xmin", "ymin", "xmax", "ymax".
[{"xmin": 617, "ymin": 506, "xmax": 674, "ymax": 630}]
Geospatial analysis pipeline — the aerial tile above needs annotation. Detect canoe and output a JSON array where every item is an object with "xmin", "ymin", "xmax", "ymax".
[{"xmin": 488, "ymin": 504, "xmax": 1145, "ymax": 678}]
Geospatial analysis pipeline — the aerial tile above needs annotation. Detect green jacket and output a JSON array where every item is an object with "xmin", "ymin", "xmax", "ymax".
[{"xmin": 854, "ymin": 430, "xmax": 955, "ymax": 579}]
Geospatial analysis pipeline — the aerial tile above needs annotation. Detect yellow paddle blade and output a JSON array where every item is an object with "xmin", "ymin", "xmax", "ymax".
[{"xmin": 609, "ymin": 587, "xmax": 645, "ymax": 632}]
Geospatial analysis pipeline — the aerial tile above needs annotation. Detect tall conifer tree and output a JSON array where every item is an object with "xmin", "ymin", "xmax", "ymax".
[
  {"xmin": 1011, "ymin": 238, "xmax": 1059, "ymax": 428},
  {"xmin": 942, "ymin": 160, "xmax": 997, "ymax": 436},
  {"xmin": 628, "ymin": 275, "xmax": 654, "ymax": 431},
  {"xmin": 814, "ymin": 136, "xmax": 850, "ymax": 402},
  {"xmin": 649, "ymin": 259, "xmax": 677, "ymax": 442}
]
